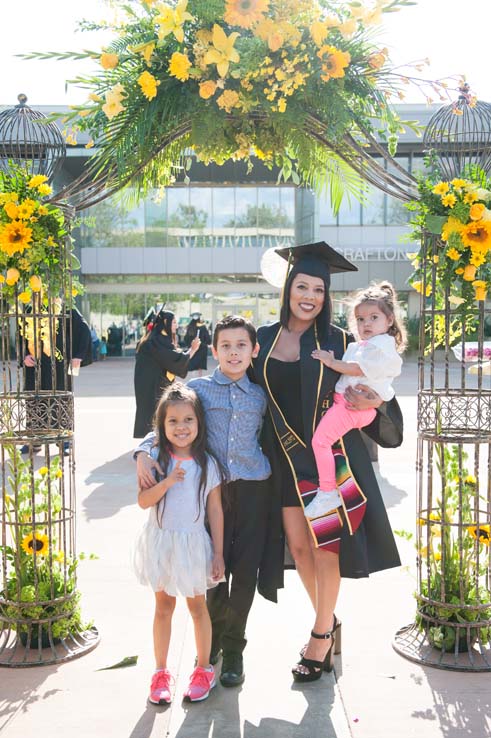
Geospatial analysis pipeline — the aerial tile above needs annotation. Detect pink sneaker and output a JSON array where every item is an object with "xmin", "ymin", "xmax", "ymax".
[
  {"xmin": 149, "ymin": 669, "xmax": 173, "ymax": 705},
  {"xmin": 183, "ymin": 666, "xmax": 216, "ymax": 702}
]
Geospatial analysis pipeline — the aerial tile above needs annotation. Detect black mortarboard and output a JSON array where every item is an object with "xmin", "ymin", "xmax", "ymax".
[{"xmin": 276, "ymin": 241, "xmax": 357, "ymax": 278}]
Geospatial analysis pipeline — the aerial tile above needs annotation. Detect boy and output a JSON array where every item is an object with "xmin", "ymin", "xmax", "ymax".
[{"xmin": 135, "ymin": 315, "xmax": 271, "ymax": 688}]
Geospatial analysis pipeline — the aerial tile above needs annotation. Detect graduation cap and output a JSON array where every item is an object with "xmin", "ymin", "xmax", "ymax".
[
  {"xmin": 276, "ymin": 241, "xmax": 357, "ymax": 278},
  {"xmin": 261, "ymin": 241, "xmax": 356, "ymax": 289}
]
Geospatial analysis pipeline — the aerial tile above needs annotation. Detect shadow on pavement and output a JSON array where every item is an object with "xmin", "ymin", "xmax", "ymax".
[{"xmin": 82, "ymin": 451, "xmax": 135, "ymax": 521}]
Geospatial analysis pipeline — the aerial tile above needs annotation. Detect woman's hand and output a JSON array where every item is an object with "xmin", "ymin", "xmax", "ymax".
[
  {"xmin": 24, "ymin": 354, "xmax": 36, "ymax": 368},
  {"xmin": 136, "ymin": 452, "xmax": 163, "ymax": 489},
  {"xmin": 212, "ymin": 553, "xmax": 225, "ymax": 581},
  {"xmin": 344, "ymin": 384, "xmax": 383, "ymax": 411},
  {"xmin": 311, "ymin": 348, "xmax": 334, "ymax": 367},
  {"xmin": 189, "ymin": 336, "xmax": 201, "ymax": 357}
]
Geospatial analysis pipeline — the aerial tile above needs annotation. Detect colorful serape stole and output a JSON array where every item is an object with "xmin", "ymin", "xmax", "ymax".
[{"xmin": 299, "ymin": 445, "xmax": 367, "ymax": 553}]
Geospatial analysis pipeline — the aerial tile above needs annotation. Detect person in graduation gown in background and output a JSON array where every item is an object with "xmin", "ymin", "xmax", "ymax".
[
  {"xmin": 133, "ymin": 309, "xmax": 200, "ymax": 438},
  {"xmin": 252, "ymin": 242, "xmax": 403, "ymax": 682},
  {"xmin": 184, "ymin": 313, "xmax": 212, "ymax": 376}
]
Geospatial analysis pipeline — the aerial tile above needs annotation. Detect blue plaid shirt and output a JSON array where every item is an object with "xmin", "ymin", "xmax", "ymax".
[{"xmin": 135, "ymin": 368, "xmax": 271, "ymax": 482}]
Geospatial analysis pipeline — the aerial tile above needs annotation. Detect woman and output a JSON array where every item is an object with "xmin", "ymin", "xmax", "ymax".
[
  {"xmin": 133, "ymin": 309, "xmax": 200, "ymax": 438},
  {"xmin": 253, "ymin": 241, "xmax": 402, "ymax": 681},
  {"xmin": 184, "ymin": 313, "xmax": 211, "ymax": 376}
]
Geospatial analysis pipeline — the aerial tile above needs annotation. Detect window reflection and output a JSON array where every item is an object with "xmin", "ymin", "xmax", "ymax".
[
  {"xmin": 337, "ymin": 193, "xmax": 361, "ymax": 225},
  {"xmin": 363, "ymin": 183, "xmax": 385, "ymax": 225},
  {"xmin": 386, "ymin": 157, "xmax": 409, "ymax": 224},
  {"xmin": 80, "ymin": 198, "xmax": 145, "ymax": 247}
]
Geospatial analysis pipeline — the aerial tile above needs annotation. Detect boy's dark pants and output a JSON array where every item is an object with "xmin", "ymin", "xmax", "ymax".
[{"xmin": 207, "ymin": 477, "xmax": 270, "ymax": 656}]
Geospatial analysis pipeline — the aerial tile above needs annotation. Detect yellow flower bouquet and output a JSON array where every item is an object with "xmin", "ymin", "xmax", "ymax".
[
  {"xmin": 408, "ymin": 165, "xmax": 491, "ymax": 340},
  {"xmin": 26, "ymin": 0, "xmax": 436, "ymax": 202},
  {"xmin": 0, "ymin": 168, "xmax": 83, "ymax": 305}
]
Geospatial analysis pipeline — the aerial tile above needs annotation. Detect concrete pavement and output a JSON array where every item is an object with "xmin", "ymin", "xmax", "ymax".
[{"xmin": 1, "ymin": 357, "xmax": 491, "ymax": 738}]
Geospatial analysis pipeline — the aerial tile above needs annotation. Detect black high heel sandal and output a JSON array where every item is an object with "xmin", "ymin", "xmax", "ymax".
[
  {"xmin": 299, "ymin": 615, "xmax": 342, "ymax": 659},
  {"xmin": 292, "ymin": 628, "xmax": 334, "ymax": 682}
]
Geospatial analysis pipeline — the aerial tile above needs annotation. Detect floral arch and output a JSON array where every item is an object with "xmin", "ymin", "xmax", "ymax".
[{"xmin": 26, "ymin": 0, "xmax": 440, "ymax": 211}]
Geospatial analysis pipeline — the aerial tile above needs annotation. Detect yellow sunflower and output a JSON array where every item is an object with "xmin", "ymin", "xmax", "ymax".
[
  {"xmin": 441, "ymin": 216, "xmax": 464, "ymax": 241},
  {"xmin": 461, "ymin": 220, "xmax": 491, "ymax": 250},
  {"xmin": 0, "ymin": 220, "xmax": 33, "ymax": 256},
  {"xmin": 21, "ymin": 531, "xmax": 49, "ymax": 556},
  {"xmin": 467, "ymin": 524, "xmax": 490, "ymax": 546},
  {"xmin": 224, "ymin": 0, "xmax": 269, "ymax": 28}
]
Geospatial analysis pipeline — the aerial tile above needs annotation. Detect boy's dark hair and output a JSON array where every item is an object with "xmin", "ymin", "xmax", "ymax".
[{"xmin": 212, "ymin": 315, "xmax": 257, "ymax": 349}]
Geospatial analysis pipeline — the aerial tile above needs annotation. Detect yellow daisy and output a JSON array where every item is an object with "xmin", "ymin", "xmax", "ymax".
[{"xmin": 432, "ymin": 181, "xmax": 449, "ymax": 196}]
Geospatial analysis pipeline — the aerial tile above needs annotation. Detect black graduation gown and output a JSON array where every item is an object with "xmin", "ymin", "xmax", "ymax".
[
  {"xmin": 23, "ymin": 308, "xmax": 91, "ymax": 393},
  {"xmin": 188, "ymin": 323, "xmax": 211, "ymax": 371},
  {"xmin": 253, "ymin": 321, "xmax": 403, "ymax": 602},
  {"xmin": 133, "ymin": 332, "xmax": 191, "ymax": 438}
]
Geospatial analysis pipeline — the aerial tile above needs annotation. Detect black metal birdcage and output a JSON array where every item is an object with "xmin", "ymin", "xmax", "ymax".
[
  {"xmin": 423, "ymin": 83, "xmax": 491, "ymax": 180},
  {"xmin": 0, "ymin": 95, "xmax": 66, "ymax": 183}
]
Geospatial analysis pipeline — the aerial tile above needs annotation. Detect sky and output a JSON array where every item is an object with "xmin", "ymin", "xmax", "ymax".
[{"xmin": 1, "ymin": 0, "xmax": 488, "ymax": 108}]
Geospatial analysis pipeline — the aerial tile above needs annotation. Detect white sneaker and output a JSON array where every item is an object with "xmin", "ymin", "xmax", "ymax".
[{"xmin": 304, "ymin": 489, "xmax": 342, "ymax": 519}]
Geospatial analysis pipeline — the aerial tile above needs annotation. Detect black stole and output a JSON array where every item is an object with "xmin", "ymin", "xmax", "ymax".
[{"xmin": 261, "ymin": 324, "xmax": 367, "ymax": 552}]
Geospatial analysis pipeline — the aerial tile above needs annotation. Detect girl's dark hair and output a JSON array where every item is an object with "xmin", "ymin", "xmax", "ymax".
[
  {"xmin": 136, "ymin": 310, "xmax": 175, "ymax": 353},
  {"xmin": 279, "ymin": 269, "xmax": 331, "ymax": 340},
  {"xmin": 152, "ymin": 382, "xmax": 221, "ymax": 526},
  {"xmin": 349, "ymin": 281, "xmax": 407, "ymax": 353}
]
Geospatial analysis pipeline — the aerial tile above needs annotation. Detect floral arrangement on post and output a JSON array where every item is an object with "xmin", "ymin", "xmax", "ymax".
[
  {"xmin": 408, "ymin": 163, "xmax": 491, "ymax": 345},
  {"xmin": 25, "ymin": 0, "xmax": 446, "ymax": 203},
  {"xmin": 415, "ymin": 445, "xmax": 491, "ymax": 653},
  {"xmin": 0, "ymin": 168, "xmax": 83, "ymax": 306},
  {"xmin": 0, "ymin": 447, "xmax": 96, "ymax": 647}
]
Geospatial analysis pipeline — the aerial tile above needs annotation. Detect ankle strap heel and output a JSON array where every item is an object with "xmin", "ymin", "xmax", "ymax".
[{"xmin": 311, "ymin": 629, "xmax": 332, "ymax": 640}]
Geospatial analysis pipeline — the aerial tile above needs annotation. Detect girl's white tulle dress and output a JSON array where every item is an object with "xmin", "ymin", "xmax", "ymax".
[{"xmin": 133, "ymin": 451, "xmax": 222, "ymax": 598}]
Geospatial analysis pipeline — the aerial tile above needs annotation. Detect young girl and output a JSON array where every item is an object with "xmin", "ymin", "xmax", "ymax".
[
  {"xmin": 133, "ymin": 383, "xmax": 224, "ymax": 704},
  {"xmin": 305, "ymin": 281, "xmax": 406, "ymax": 519}
]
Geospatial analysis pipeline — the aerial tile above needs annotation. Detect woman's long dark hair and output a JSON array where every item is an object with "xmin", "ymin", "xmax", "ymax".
[
  {"xmin": 152, "ymin": 383, "xmax": 222, "ymax": 526},
  {"xmin": 136, "ymin": 310, "xmax": 176, "ymax": 353}
]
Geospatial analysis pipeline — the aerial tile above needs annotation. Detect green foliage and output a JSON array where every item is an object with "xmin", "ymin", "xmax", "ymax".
[
  {"xmin": 0, "ymin": 447, "xmax": 97, "ymax": 644},
  {"xmin": 416, "ymin": 445, "xmax": 491, "ymax": 651}
]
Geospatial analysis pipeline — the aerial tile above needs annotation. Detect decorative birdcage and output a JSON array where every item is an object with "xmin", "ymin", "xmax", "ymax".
[
  {"xmin": 423, "ymin": 83, "xmax": 491, "ymax": 180},
  {"xmin": 0, "ymin": 109, "xmax": 98, "ymax": 666},
  {"xmin": 0, "ymin": 94, "xmax": 66, "ymax": 183},
  {"xmin": 393, "ymin": 94, "xmax": 491, "ymax": 670}
]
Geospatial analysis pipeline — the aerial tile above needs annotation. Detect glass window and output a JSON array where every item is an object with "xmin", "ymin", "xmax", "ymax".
[
  {"xmin": 80, "ymin": 196, "xmax": 145, "ymax": 247},
  {"xmin": 188, "ymin": 187, "xmax": 212, "ymax": 248},
  {"xmin": 362, "ymin": 183, "xmax": 386, "ymax": 225},
  {"xmin": 235, "ymin": 188, "xmax": 258, "ymax": 246},
  {"xmin": 212, "ymin": 187, "xmax": 235, "ymax": 229},
  {"xmin": 317, "ymin": 191, "xmax": 338, "ymax": 226},
  {"xmin": 167, "ymin": 188, "xmax": 191, "ymax": 247},
  {"xmin": 386, "ymin": 157, "xmax": 410, "ymax": 225},
  {"xmin": 337, "ymin": 192, "xmax": 361, "ymax": 225},
  {"xmin": 145, "ymin": 195, "xmax": 167, "ymax": 247},
  {"xmin": 279, "ymin": 188, "xmax": 295, "ymax": 231}
]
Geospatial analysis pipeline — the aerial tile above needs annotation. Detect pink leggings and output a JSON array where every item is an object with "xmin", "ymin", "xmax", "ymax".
[{"xmin": 312, "ymin": 392, "xmax": 376, "ymax": 491}]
